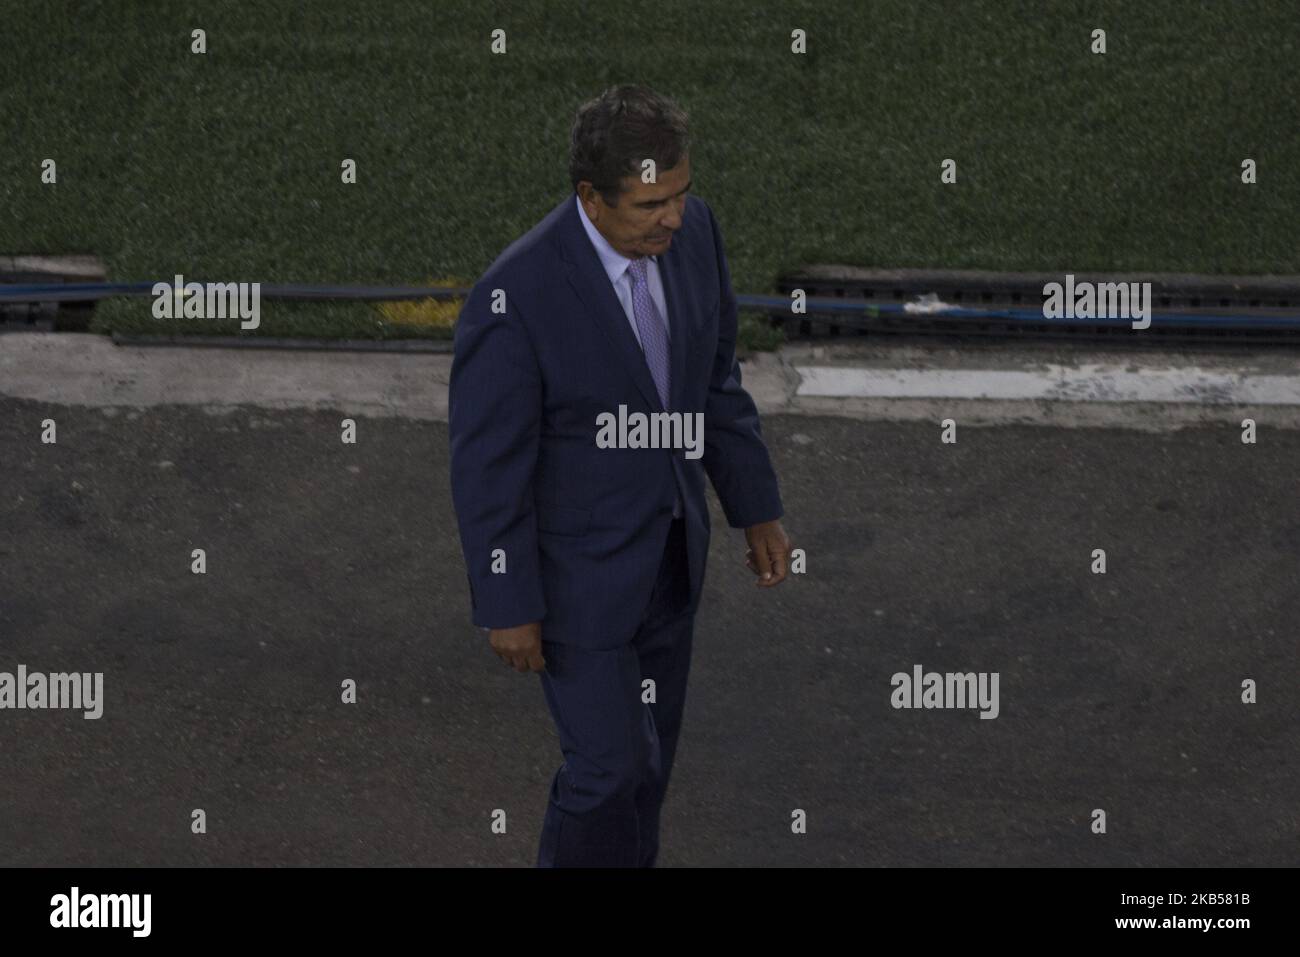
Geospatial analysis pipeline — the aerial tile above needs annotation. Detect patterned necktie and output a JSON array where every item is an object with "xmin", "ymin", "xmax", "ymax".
[
  {"xmin": 626, "ymin": 256, "xmax": 683, "ymax": 518},
  {"xmin": 626, "ymin": 256, "xmax": 671, "ymax": 409}
]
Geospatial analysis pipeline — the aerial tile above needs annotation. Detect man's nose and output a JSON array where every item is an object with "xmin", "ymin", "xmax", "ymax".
[{"xmin": 660, "ymin": 199, "xmax": 686, "ymax": 231}]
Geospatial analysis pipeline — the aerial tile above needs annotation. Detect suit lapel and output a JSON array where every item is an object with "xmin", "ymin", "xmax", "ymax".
[
  {"xmin": 657, "ymin": 245, "xmax": 688, "ymax": 415},
  {"xmin": 559, "ymin": 196, "xmax": 688, "ymax": 414}
]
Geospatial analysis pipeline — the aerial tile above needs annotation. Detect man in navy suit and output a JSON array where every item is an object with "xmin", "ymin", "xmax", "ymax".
[{"xmin": 450, "ymin": 84, "xmax": 792, "ymax": 867}]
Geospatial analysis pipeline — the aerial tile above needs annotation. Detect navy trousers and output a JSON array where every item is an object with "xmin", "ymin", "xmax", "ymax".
[{"xmin": 536, "ymin": 517, "xmax": 694, "ymax": 868}]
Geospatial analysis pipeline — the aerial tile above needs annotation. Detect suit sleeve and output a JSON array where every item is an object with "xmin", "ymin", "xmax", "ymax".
[
  {"xmin": 701, "ymin": 203, "xmax": 785, "ymax": 529},
  {"xmin": 448, "ymin": 282, "xmax": 547, "ymax": 629}
]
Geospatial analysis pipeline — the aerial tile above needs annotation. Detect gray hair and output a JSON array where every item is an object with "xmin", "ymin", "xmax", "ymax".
[{"xmin": 568, "ymin": 84, "xmax": 691, "ymax": 207}]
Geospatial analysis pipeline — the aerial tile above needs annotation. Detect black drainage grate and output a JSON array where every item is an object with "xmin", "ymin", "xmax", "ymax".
[
  {"xmin": 770, "ymin": 267, "xmax": 1300, "ymax": 347},
  {"xmin": 0, "ymin": 255, "xmax": 104, "ymax": 332}
]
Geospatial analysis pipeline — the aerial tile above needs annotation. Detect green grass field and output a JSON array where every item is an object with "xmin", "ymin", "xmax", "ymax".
[{"xmin": 2, "ymin": 0, "xmax": 1296, "ymax": 349}]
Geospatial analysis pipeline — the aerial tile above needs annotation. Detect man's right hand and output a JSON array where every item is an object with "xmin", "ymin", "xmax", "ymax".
[{"xmin": 489, "ymin": 621, "xmax": 545, "ymax": 673}]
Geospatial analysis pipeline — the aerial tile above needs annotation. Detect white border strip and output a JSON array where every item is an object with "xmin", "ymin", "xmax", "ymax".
[{"xmin": 794, "ymin": 364, "xmax": 1300, "ymax": 405}]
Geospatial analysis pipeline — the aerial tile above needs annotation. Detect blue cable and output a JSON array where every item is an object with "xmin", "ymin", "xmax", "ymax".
[{"xmin": 2, "ymin": 282, "xmax": 1298, "ymax": 329}]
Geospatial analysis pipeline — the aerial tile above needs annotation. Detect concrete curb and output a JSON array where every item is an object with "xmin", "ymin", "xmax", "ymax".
[
  {"xmin": 110, "ymin": 331, "xmax": 453, "ymax": 352},
  {"xmin": 4, "ymin": 332, "xmax": 1300, "ymax": 430}
]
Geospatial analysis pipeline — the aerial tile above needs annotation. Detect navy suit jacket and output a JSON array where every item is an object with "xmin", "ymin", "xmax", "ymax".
[{"xmin": 449, "ymin": 193, "xmax": 783, "ymax": 649}]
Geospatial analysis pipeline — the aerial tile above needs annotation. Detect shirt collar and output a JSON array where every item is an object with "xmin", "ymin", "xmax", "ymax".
[{"xmin": 574, "ymin": 193, "xmax": 656, "ymax": 284}]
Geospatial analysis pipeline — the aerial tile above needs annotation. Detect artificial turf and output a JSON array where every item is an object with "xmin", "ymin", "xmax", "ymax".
[{"xmin": 2, "ymin": 0, "xmax": 1295, "ymax": 349}]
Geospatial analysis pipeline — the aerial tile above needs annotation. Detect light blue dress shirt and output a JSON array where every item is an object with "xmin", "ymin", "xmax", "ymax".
[{"xmin": 574, "ymin": 193, "xmax": 671, "ymax": 348}]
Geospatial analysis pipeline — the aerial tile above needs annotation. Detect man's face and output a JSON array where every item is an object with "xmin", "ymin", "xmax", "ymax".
[{"xmin": 579, "ymin": 153, "xmax": 692, "ymax": 259}]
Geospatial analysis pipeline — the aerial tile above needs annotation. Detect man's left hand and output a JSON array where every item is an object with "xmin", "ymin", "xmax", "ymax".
[{"xmin": 744, "ymin": 519, "xmax": 793, "ymax": 587}]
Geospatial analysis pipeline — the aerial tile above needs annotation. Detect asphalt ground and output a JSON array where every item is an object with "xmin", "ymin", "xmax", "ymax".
[{"xmin": 1, "ymin": 397, "xmax": 1295, "ymax": 866}]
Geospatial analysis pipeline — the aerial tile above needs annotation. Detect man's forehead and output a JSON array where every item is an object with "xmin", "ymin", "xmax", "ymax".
[{"xmin": 620, "ymin": 157, "xmax": 691, "ymax": 200}]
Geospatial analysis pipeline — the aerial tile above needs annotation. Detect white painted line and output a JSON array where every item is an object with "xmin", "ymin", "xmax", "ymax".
[{"xmin": 794, "ymin": 364, "xmax": 1300, "ymax": 405}]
